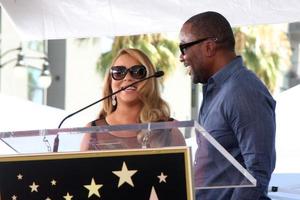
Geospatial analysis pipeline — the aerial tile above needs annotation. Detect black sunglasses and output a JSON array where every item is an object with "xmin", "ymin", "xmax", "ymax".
[
  {"xmin": 179, "ymin": 37, "xmax": 218, "ymax": 55},
  {"xmin": 110, "ymin": 65, "xmax": 147, "ymax": 80}
]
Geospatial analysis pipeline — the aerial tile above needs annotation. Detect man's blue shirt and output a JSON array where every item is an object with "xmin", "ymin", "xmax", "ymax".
[{"xmin": 195, "ymin": 56, "xmax": 276, "ymax": 200}]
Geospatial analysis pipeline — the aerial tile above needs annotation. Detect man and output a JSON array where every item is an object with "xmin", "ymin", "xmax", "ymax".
[{"xmin": 179, "ymin": 11, "xmax": 276, "ymax": 199}]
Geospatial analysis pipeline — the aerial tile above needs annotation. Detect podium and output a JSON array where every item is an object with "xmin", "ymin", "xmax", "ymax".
[{"xmin": 0, "ymin": 120, "xmax": 256, "ymax": 199}]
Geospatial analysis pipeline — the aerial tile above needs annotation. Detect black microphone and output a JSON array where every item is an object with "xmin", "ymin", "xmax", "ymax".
[{"xmin": 52, "ymin": 70, "xmax": 164, "ymax": 152}]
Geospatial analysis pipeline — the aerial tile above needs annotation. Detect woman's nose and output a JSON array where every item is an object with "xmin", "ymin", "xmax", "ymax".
[{"xmin": 123, "ymin": 72, "xmax": 134, "ymax": 81}]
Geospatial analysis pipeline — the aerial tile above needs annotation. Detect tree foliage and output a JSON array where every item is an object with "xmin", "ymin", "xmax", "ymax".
[
  {"xmin": 97, "ymin": 34, "xmax": 179, "ymax": 80},
  {"xmin": 234, "ymin": 25, "xmax": 291, "ymax": 92},
  {"xmin": 81, "ymin": 25, "xmax": 291, "ymax": 93}
]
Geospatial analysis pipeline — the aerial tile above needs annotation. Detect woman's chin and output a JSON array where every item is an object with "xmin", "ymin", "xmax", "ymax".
[{"xmin": 118, "ymin": 99, "xmax": 142, "ymax": 106}]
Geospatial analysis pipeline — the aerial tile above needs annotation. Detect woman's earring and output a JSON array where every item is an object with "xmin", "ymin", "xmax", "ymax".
[{"xmin": 112, "ymin": 95, "xmax": 117, "ymax": 106}]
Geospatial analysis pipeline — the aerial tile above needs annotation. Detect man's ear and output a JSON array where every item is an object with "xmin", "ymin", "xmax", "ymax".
[{"xmin": 205, "ymin": 41, "xmax": 217, "ymax": 57}]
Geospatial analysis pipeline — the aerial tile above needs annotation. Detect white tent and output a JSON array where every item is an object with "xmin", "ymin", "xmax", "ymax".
[
  {"xmin": 1, "ymin": 1, "xmax": 300, "ymax": 198},
  {"xmin": 0, "ymin": 94, "xmax": 67, "ymax": 131},
  {"xmin": 1, "ymin": 0, "xmax": 300, "ymax": 40}
]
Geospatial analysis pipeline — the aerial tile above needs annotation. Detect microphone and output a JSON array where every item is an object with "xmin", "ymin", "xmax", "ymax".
[{"xmin": 52, "ymin": 70, "xmax": 164, "ymax": 152}]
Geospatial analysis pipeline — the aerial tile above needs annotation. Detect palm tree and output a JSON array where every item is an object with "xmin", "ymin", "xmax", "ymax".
[
  {"xmin": 234, "ymin": 25, "xmax": 291, "ymax": 92},
  {"xmin": 80, "ymin": 25, "xmax": 291, "ymax": 93},
  {"xmin": 97, "ymin": 34, "xmax": 179, "ymax": 81}
]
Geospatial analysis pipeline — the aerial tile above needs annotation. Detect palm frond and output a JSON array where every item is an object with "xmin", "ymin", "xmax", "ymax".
[
  {"xmin": 97, "ymin": 34, "xmax": 179, "ymax": 81},
  {"xmin": 234, "ymin": 25, "xmax": 292, "ymax": 93}
]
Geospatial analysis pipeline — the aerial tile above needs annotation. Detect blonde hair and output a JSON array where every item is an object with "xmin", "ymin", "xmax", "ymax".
[{"xmin": 100, "ymin": 48, "xmax": 170, "ymax": 122}]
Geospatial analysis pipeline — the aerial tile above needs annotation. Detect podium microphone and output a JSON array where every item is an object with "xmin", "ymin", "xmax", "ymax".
[{"xmin": 52, "ymin": 70, "xmax": 164, "ymax": 152}]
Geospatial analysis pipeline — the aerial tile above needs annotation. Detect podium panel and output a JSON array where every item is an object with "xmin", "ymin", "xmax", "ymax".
[
  {"xmin": 0, "ymin": 147, "xmax": 193, "ymax": 200},
  {"xmin": 0, "ymin": 120, "xmax": 256, "ymax": 197}
]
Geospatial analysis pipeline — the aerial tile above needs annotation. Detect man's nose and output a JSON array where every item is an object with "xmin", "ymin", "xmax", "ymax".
[{"xmin": 179, "ymin": 53, "xmax": 185, "ymax": 62}]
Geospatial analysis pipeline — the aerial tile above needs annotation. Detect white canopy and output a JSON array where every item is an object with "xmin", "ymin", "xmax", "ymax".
[
  {"xmin": 1, "ymin": 0, "xmax": 300, "ymax": 40},
  {"xmin": 0, "ymin": 94, "xmax": 66, "ymax": 131}
]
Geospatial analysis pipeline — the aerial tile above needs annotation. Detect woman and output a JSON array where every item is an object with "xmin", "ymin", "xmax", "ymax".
[{"xmin": 80, "ymin": 48, "xmax": 185, "ymax": 150}]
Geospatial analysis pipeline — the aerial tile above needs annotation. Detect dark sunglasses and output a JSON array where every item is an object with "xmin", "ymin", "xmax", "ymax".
[
  {"xmin": 179, "ymin": 37, "xmax": 218, "ymax": 55},
  {"xmin": 110, "ymin": 65, "xmax": 147, "ymax": 80}
]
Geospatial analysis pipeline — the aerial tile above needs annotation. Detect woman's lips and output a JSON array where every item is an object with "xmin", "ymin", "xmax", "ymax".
[{"xmin": 121, "ymin": 86, "xmax": 137, "ymax": 92}]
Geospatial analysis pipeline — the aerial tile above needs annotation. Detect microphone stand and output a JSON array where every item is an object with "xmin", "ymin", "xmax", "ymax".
[{"xmin": 53, "ymin": 71, "xmax": 164, "ymax": 152}]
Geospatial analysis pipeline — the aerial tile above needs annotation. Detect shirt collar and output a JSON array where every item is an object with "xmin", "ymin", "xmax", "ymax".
[{"xmin": 208, "ymin": 56, "xmax": 243, "ymax": 87}]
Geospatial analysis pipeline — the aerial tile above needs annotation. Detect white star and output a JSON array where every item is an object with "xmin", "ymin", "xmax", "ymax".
[
  {"xmin": 29, "ymin": 182, "xmax": 39, "ymax": 192},
  {"xmin": 17, "ymin": 174, "xmax": 23, "ymax": 180},
  {"xmin": 112, "ymin": 162, "xmax": 137, "ymax": 187},
  {"xmin": 63, "ymin": 192, "xmax": 73, "ymax": 200},
  {"xmin": 45, "ymin": 197, "xmax": 51, "ymax": 200},
  {"xmin": 84, "ymin": 178, "xmax": 103, "ymax": 198},
  {"xmin": 11, "ymin": 195, "xmax": 17, "ymax": 200},
  {"xmin": 157, "ymin": 172, "xmax": 167, "ymax": 183},
  {"xmin": 51, "ymin": 179, "xmax": 57, "ymax": 186},
  {"xmin": 149, "ymin": 186, "xmax": 159, "ymax": 200}
]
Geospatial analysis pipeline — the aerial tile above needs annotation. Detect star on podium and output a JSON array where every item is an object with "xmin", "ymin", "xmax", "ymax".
[
  {"xmin": 17, "ymin": 174, "xmax": 23, "ymax": 180},
  {"xmin": 157, "ymin": 172, "xmax": 167, "ymax": 183},
  {"xmin": 149, "ymin": 186, "xmax": 159, "ymax": 200},
  {"xmin": 63, "ymin": 192, "xmax": 73, "ymax": 200},
  {"xmin": 112, "ymin": 162, "xmax": 137, "ymax": 187},
  {"xmin": 84, "ymin": 178, "xmax": 103, "ymax": 198},
  {"xmin": 29, "ymin": 182, "xmax": 39, "ymax": 192},
  {"xmin": 51, "ymin": 179, "xmax": 57, "ymax": 186}
]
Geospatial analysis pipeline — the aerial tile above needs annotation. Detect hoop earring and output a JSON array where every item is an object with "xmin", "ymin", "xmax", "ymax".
[{"xmin": 112, "ymin": 95, "xmax": 117, "ymax": 106}]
